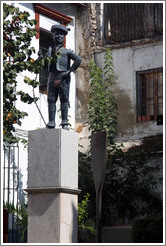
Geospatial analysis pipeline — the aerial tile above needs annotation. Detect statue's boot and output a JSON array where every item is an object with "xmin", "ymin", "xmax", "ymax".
[
  {"xmin": 61, "ymin": 102, "xmax": 69, "ymax": 130},
  {"xmin": 46, "ymin": 103, "xmax": 56, "ymax": 129}
]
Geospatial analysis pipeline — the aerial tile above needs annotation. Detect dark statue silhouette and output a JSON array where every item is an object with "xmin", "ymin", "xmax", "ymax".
[{"xmin": 39, "ymin": 25, "xmax": 82, "ymax": 130}]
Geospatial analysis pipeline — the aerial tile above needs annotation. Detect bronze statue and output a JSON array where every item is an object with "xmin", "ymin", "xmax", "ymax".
[{"xmin": 45, "ymin": 25, "xmax": 81, "ymax": 130}]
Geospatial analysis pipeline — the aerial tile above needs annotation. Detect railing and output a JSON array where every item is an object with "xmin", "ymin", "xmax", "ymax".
[
  {"xmin": 3, "ymin": 143, "xmax": 27, "ymax": 243},
  {"xmin": 3, "ymin": 144, "xmax": 19, "ymax": 207}
]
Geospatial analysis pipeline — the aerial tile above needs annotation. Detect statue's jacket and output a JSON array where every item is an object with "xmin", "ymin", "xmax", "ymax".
[{"xmin": 47, "ymin": 46, "xmax": 82, "ymax": 73}]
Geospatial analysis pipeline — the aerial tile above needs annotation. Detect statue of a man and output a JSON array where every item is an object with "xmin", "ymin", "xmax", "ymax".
[{"xmin": 46, "ymin": 25, "xmax": 82, "ymax": 130}]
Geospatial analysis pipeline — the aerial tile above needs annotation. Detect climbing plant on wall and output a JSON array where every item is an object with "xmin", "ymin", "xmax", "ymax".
[
  {"xmin": 78, "ymin": 49, "xmax": 162, "ymax": 229},
  {"xmin": 88, "ymin": 49, "xmax": 118, "ymax": 148}
]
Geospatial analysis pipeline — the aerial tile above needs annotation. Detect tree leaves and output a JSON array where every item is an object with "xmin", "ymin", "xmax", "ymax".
[
  {"xmin": 88, "ymin": 49, "xmax": 118, "ymax": 147},
  {"xmin": 17, "ymin": 91, "xmax": 39, "ymax": 104},
  {"xmin": 3, "ymin": 3, "xmax": 45, "ymax": 143},
  {"xmin": 24, "ymin": 76, "xmax": 39, "ymax": 88}
]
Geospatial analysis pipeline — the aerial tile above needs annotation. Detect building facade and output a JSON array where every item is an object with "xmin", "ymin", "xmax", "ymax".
[
  {"xmin": 76, "ymin": 3, "xmax": 163, "ymax": 149},
  {"xmin": 2, "ymin": 2, "xmax": 164, "ymax": 242},
  {"xmin": 3, "ymin": 0, "xmax": 164, "ymax": 208}
]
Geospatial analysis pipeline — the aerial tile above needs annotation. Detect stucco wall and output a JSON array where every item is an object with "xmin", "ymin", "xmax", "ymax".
[{"xmin": 95, "ymin": 41, "xmax": 163, "ymax": 142}]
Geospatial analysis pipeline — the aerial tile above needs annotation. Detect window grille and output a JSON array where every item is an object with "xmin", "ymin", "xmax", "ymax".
[
  {"xmin": 136, "ymin": 68, "xmax": 163, "ymax": 123},
  {"xmin": 3, "ymin": 144, "xmax": 19, "ymax": 208},
  {"xmin": 3, "ymin": 144, "xmax": 27, "ymax": 243},
  {"xmin": 3, "ymin": 144, "xmax": 19, "ymax": 242},
  {"xmin": 104, "ymin": 3, "xmax": 163, "ymax": 45}
]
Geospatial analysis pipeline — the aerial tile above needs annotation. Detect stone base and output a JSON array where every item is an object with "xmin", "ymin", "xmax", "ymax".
[
  {"xmin": 27, "ymin": 129, "xmax": 79, "ymax": 243},
  {"xmin": 27, "ymin": 191, "xmax": 78, "ymax": 243}
]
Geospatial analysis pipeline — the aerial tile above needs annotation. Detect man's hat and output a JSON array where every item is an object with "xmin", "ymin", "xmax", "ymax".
[{"xmin": 51, "ymin": 25, "xmax": 70, "ymax": 35}]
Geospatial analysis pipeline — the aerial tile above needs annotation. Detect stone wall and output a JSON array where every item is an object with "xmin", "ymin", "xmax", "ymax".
[
  {"xmin": 74, "ymin": 3, "xmax": 106, "ymax": 151},
  {"xmin": 74, "ymin": 4, "xmax": 92, "ymax": 151},
  {"xmin": 75, "ymin": 3, "xmax": 105, "ymax": 124}
]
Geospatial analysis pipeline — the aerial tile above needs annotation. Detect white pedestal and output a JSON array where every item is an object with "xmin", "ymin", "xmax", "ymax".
[{"xmin": 26, "ymin": 129, "xmax": 79, "ymax": 243}]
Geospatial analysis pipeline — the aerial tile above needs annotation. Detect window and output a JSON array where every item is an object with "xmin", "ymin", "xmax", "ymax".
[
  {"xmin": 136, "ymin": 68, "xmax": 163, "ymax": 123},
  {"xmin": 104, "ymin": 3, "xmax": 163, "ymax": 45},
  {"xmin": 39, "ymin": 28, "xmax": 53, "ymax": 94}
]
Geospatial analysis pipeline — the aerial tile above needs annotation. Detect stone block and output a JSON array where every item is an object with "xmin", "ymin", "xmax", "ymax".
[
  {"xmin": 28, "ymin": 128, "xmax": 78, "ymax": 189},
  {"xmin": 28, "ymin": 192, "xmax": 78, "ymax": 243}
]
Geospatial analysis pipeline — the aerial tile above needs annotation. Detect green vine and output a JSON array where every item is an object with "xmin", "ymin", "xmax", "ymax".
[
  {"xmin": 88, "ymin": 49, "xmax": 118, "ymax": 147},
  {"xmin": 4, "ymin": 201, "xmax": 28, "ymax": 243},
  {"xmin": 78, "ymin": 193, "xmax": 96, "ymax": 242}
]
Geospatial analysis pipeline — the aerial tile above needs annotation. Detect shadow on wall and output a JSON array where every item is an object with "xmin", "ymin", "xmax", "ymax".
[
  {"xmin": 72, "ymin": 200, "xmax": 78, "ymax": 243},
  {"xmin": 115, "ymin": 89, "xmax": 135, "ymax": 135}
]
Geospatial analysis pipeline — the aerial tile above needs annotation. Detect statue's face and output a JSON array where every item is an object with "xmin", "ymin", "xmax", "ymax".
[{"xmin": 53, "ymin": 30, "xmax": 65, "ymax": 44}]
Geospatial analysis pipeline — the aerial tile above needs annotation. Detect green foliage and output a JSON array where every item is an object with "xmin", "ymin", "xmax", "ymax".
[
  {"xmin": 79, "ymin": 50, "xmax": 119, "ymax": 228},
  {"xmin": 78, "ymin": 151, "xmax": 95, "ymax": 198},
  {"xmin": 102, "ymin": 137, "xmax": 163, "ymax": 225},
  {"xmin": 78, "ymin": 193, "xmax": 90, "ymax": 224},
  {"xmin": 16, "ymin": 203, "xmax": 28, "ymax": 243},
  {"xmin": 78, "ymin": 151, "xmax": 97, "ymax": 225},
  {"xmin": 79, "ymin": 50, "xmax": 163, "ymax": 228},
  {"xmin": 3, "ymin": 4, "xmax": 57, "ymax": 144},
  {"xmin": 78, "ymin": 193, "xmax": 96, "ymax": 242},
  {"xmin": 88, "ymin": 49, "xmax": 118, "ymax": 147},
  {"xmin": 3, "ymin": 3, "xmax": 37, "ymax": 143},
  {"xmin": 4, "ymin": 201, "xmax": 28, "ymax": 243},
  {"xmin": 3, "ymin": 201, "xmax": 16, "ymax": 213},
  {"xmin": 79, "ymin": 135, "xmax": 163, "ymax": 226},
  {"xmin": 131, "ymin": 217, "xmax": 163, "ymax": 243}
]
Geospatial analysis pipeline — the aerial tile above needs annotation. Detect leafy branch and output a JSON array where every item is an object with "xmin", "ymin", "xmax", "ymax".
[
  {"xmin": 78, "ymin": 193, "xmax": 96, "ymax": 235},
  {"xmin": 88, "ymin": 49, "xmax": 118, "ymax": 148},
  {"xmin": 3, "ymin": 3, "xmax": 57, "ymax": 144}
]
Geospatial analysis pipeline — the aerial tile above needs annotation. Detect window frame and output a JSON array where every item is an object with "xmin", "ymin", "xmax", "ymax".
[
  {"xmin": 136, "ymin": 68, "xmax": 163, "ymax": 123},
  {"xmin": 33, "ymin": 3, "xmax": 73, "ymax": 39}
]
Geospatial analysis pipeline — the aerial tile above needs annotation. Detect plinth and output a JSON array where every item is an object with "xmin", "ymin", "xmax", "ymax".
[{"xmin": 25, "ymin": 129, "xmax": 79, "ymax": 243}]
